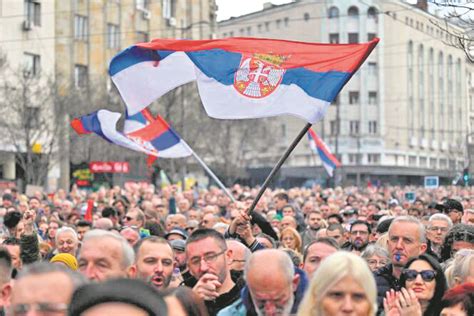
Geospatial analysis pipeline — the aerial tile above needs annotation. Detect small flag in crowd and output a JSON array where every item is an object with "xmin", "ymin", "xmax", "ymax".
[
  {"xmin": 109, "ymin": 37, "xmax": 379, "ymax": 123},
  {"xmin": 307, "ymin": 128, "xmax": 341, "ymax": 177},
  {"xmin": 71, "ymin": 109, "xmax": 192, "ymax": 159}
]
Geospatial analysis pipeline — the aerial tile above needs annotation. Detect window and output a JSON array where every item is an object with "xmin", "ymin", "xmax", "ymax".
[
  {"xmin": 330, "ymin": 120, "xmax": 339, "ymax": 135},
  {"xmin": 304, "ymin": 12, "xmax": 310, "ymax": 21},
  {"xmin": 329, "ymin": 33, "xmax": 339, "ymax": 44},
  {"xmin": 368, "ymin": 91, "xmax": 377, "ymax": 105},
  {"xmin": 332, "ymin": 95, "xmax": 340, "ymax": 106},
  {"xmin": 74, "ymin": 15, "xmax": 88, "ymax": 41},
  {"xmin": 246, "ymin": 26, "xmax": 251, "ymax": 35},
  {"xmin": 74, "ymin": 65, "xmax": 88, "ymax": 89},
  {"xmin": 25, "ymin": 0, "xmax": 41, "ymax": 26},
  {"xmin": 369, "ymin": 121, "xmax": 377, "ymax": 134},
  {"xmin": 25, "ymin": 106, "xmax": 39, "ymax": 129},
  {"xmin": 368, "ymin": 62, "xmax": 377, "ymax": 76},
  {"xmin": 222, "ymin": 33, "xmax": 227, "ymax": 38},
  {"xmin": 265, "ymin": 21, "xmax": 270, "ymax": 31},
  {"xmin": 348, "ymin": 33, "xmax": 359, "ymax": 44},
  {"xmin": 349, "ymin": 91, "xmax": 359, "ymax": 105},
  {"xmin": 162, "ymin": 0, "xmax": 175, "ymax": 19},
  {"xmin": 328, "ymin": 6, "xmax": 339, "ymax": 19},
  {"xmin": 136, "ymin": 31, "xmax": 149, "ymax": 43},
  {"xmin": 107, "ymin": 23, "xmax": 119, "ymax": 49},
  {"xmin": 229, "ymin": 31, "xmax": 234, "ymax": 37},
  {"xmin": 276, "ymin": 19, "xmax": 281, "ymax": 29},
  {"xmin": 367, "ymin": 154, "xmax": 380, "ymax": 164},
  {"xmin": 239, "ymin": 28, "xmax": 245, "ymax": 35},
  {"xmin": 284, "ymin": 17, "xmax": 289, "ymax": 27},
  {"xmin": 348, "ymin": 6, "xmax": 359, "ymax": 17},
  {"xmin": 257, "ymin": 24, "xmax": 262, "ymax": 33},
  {"xmin": 137, "ymin": 0, "xmax": 150, "ymax": 10},
  {"xmin": 23, "ymin": 53, "xmax": 40, "ymax": 77},
  {"xmin": 367, "ymin": 7, "xmax": 378, "ymax": 20},
  {"xmin": 350, "ymin": 120, "xmax": 360, "ymax": 135},
  {"xmin": 368, "ymin": 33, "xmax": 376, "ymax": 41},
  {"xmin": 349, "ymin": 154, "xmax": 361, "ymax": 164}
]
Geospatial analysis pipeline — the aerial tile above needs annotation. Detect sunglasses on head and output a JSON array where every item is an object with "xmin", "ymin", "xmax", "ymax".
[{"xmin": 402, "ymin": 269, "xmax": 436, "ymax": 282}]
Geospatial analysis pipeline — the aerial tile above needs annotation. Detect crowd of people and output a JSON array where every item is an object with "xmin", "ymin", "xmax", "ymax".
[{"xmin": 0, "ymin": 182, "xmax": 473, "ymax": 316}]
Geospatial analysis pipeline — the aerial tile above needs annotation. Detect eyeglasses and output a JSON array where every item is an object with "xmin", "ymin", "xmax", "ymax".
[
  {"xmin": 188, "ymin": 249, "xmax": 227, "ymax": 267},
  {"xmin": 429, "ymin": 226, "xmax": 449, "ymax": 233},
  {"xmin": 10, "ymin": 302, "xmax": 68, "ymax": 315},
  {"xmin": 402, "ymin": 269, "xmax": 436, "ymax": 282}
]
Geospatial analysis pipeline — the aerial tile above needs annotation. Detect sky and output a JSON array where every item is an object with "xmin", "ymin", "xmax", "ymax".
[{"xmin": 216, "ymin": 0, "xmax": 293, "ymax": 21}]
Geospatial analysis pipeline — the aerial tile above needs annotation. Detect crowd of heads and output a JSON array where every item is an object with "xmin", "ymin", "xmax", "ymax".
[{"xmin": 0, "ymin": 183, "xmax": 472, "ymax": 315}]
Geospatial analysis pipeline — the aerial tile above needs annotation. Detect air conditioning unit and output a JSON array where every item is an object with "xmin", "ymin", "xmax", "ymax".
[
  {"xmin": 441, "ymin": 141, "xmax": 448, "ymax": 151},
  {"xmin": 22, "ymin": 20, "xmax": 32, "ymax": 31},
  {"xmin": 420, "ymin": 138, "xmax": 428, "ymax": 148},
  {"xmin": 168, "ymin": 17, "xmax": 177, "ymax": 27},
  {"xmin": 142, "ymin": 10, "xmax": 151, "ymax": 20}
]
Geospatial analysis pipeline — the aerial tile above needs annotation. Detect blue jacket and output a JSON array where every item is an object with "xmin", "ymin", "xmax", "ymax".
[{"xmin": 217, "ymin": 267, "xmax": 308, "ymax": 316}]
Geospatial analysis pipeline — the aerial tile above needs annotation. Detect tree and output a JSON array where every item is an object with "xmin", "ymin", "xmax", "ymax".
[
  {"xmin": 428, "ymin": 1, "xmax": 474, "ymax": 61},
  {"xmin": 0, "ymin": 62, "xmax": 65, "ymax": 187}
]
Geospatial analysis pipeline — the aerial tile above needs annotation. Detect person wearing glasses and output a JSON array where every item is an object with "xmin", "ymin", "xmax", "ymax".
[
  {"xmin": 343, "ymin": 220, "xmax": 371, "ymax": 254},
  {"xmin": 426, "ymin": 214, "xmax": 453, "ymax": 259},
  {"xmin": 9, "ymin": 262, "xmax": 87, "ymax": 316},
  {"xmin": 184, "ymin": 229, "xmax": 244, "ymax": 316},
  {"xmin": 384, "ymin": 254, "xmax": 447, "ymax": 316}
]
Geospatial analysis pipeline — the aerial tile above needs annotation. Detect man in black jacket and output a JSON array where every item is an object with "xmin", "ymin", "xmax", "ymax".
[
  {"xmin": 374, "ymin": 216, "xmax": 427, "ymax": 313},
  {"xmin": 185, "ymin": 229, "xmax": 244, "ymax": 316}
]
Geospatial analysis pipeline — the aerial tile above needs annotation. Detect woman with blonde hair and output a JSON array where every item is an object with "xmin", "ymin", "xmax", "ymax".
[
  {"xmin": 298, "ymin": 251, "xmax": 377, "ymax": 316},
  {"xmin": 280, "ymin": 227, "xmax": 303, "ymax": 254}
]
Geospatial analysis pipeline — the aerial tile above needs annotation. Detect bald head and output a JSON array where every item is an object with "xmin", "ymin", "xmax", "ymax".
[
  {"xmin": 245, "ymin": 249, "xmax": 294, "ymax": 284},
  {"xmin": 226, "ymin": 240, "xmax": 250, "ymax": 271}
]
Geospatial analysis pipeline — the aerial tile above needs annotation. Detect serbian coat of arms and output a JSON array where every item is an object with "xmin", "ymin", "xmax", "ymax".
[{"xmin": 234, "ymin": 53, "xmax": 287, "ymax": 99}]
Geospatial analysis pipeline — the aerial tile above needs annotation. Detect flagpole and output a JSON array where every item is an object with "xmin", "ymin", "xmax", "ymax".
[
  {"xmin": 182, "ymin": 142, "xmax": 236, "ymax": 203},
  {"xmin": 247, "ymin": 122, "xmax": 312, "ymax": 215}
]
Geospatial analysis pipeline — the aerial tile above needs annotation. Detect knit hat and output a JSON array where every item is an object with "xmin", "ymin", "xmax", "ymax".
[
  {"xmin": 68, "ymin": 279, "xmax": 168, "ymax": 316},
  {"xmin": 50, "ymin": 253, "xmax": 78, "ymax": 271}
]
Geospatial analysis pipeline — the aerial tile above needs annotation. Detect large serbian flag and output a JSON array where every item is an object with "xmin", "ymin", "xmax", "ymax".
[
  {"xmin": 307, "ymin": 128, "xmax": 341, "ymax": 177},
  {"xmin": 71, "ymin": 109, "xmax": 192, "ymax": 158},
  {"xmin": 109, "ymin": 37, "xmax": 379, "ymax": 123}
]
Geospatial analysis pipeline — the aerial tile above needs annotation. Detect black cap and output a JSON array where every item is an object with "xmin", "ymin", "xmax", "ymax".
[{"xmin": 68, "ymin": 278, "xmax": 167, "ymax": 316}]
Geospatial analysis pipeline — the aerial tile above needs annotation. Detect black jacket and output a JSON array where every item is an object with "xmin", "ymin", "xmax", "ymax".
[
  {"xmin": 374, "ymin": 264, "xmax": 401, "ymax": 315},
  {"xmin": 185, "ymin": 270, "xmax": 245, "ymax": 316}
]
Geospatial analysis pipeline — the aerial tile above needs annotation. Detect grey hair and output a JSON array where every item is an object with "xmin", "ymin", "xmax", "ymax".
[
  {"xmin": 244, "ymin": 249, "xmax": 294, "ymax": 284},
  {"xmin": 213, "ymin": 222, "xmax": 229, "ymax": 231},
  {"xmin": 428, "ymin": 213, "xmax": 453, "ymax": 227},
  {"xmin": 389, "ymin": 216, "xmax": 426, "ymax": 243},
  {"xmin": 452, "ymin": 250, "xmax": 474, "ymax": 284},
  {"xmin": 17, "ymin": 262, "xmax": 88, "ymax": 289},
  {"xmin": 55, "ymin": 226, "xmax": 78, "ymax": 244},
  {"xmin": 82, "ymin": 229, "xmax": 135, "ymax": 268},
  {"xmin": 361, "ymin": 245, "xmax": 390, "ymax": 261}
]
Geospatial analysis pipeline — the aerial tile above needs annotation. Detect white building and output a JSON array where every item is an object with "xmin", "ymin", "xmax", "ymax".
[{"xmin": 218, "ymin": 0, "xmax": 474, "ymax": 186}]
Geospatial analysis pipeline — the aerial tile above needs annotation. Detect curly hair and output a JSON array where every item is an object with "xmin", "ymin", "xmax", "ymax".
[{"xmin": 440, "ymin": 224, "xmax": 474, "ymax": 262}]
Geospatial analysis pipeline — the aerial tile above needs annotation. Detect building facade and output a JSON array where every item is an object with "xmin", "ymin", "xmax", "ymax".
[{"xmin": 218, "ymin": 0, "xmax": 474, "ymax": 186}]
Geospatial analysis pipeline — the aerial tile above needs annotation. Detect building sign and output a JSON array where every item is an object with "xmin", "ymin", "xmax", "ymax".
[{"xmin": 89, "ymin": 161, "xmax": 130, "ymax": 174}]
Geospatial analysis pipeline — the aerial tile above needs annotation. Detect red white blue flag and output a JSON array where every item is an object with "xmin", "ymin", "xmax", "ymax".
[
  {"xmin": 71, "ymin": 109, "xmax": 192, "ymax": 158},
  {"xmin": 307, "ymin": 128, "xmax": 341, "ymax": 177},
  {"xmin": 109, "ymin": 37, "xmax": 379, "ymax": 123}
]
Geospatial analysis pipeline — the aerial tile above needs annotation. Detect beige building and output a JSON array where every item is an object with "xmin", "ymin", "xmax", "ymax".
[{"xmin": 218, "ymin": 0, "xmax": 474, "ymax": 186}]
